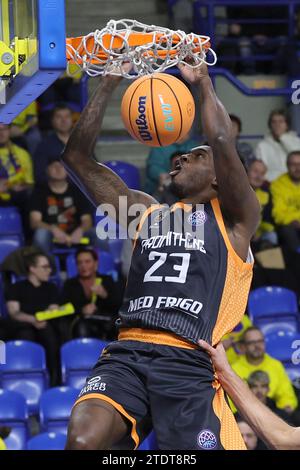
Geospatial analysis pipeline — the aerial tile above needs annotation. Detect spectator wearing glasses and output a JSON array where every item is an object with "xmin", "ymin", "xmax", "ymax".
[
  {"xmin": 5, "ymin": 253, "xmax": 61, "ymax": 385},
  {"xmin": 231, "ymin": 327, "xmax": 298, "ymax": 415}
]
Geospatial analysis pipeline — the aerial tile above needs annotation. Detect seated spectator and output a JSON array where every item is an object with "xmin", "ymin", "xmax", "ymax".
[
  {"xmin": 232, "ymin": 327, "xmax": 298, "ymax": 414},
  {"xmin": 230, "ymin": 114, "xmax": 255, "ymax": 169},
  {"xmin": 5, "ymin": 252, "xmax": 60, "ymax": 385},
  {"xmin": 29, "ymin": 158, "xmax": 95, "ymax": 253},
  {"xmin": 271, "ymin": 151, "xmax": 300, "ymax": 253},
  {"xmin": 152, "ymin": 151, "xmax": 183, "ymax": 205},
  {"xmin": 60, "ymin": 248, "xmax": 123, "ymax": 340},
  {"xmin": 247, "ymin": 370, "xmax": 294, "ymax": 424},
  {"xmin": 247, "ymin": 159, "xmax": 277, "ymax": 250},
  {"xmin": 235, "ymin": 416, "xmax": 259, "ymax": 450},
  {"xmin": 144, "ymin": 133, "xmax": 199, "ymax": 195},
  {"xmin": 270, "ymin": 151, "xmax": 300, "ymax": 281},
  {"xmin": 222, "ymin": 314, "xmax": 252, "ymax": 365},
  {"xmin": 10, "ymin": 102, "xmax": 41, "ymax": 155},
  {"xmin": 256, "ymin": 109, "xmax": 300, "ymax": 181},
  {"xmin": 33, "ymin": 104, "xmax": 73, "ymax": 184},
  {"xmin": 0, "ymin": 123, "xmax": 33, "ymax": 205}
]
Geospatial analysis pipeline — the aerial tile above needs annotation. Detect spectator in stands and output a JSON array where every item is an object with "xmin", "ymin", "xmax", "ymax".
[
  {"xmin": 271, "ymin": 150, "xmax": 300, "ymax": 281},
  {"xmin": 10, "ymin": 102, "xmax": 41, "ymax": 155},
  {"xmin": 235, "ymin": 416, "xmax": 259, "ymax": 450},
  {"xmin": 152, "ymin": 151, "xmax": 183, "ymax": 205},
  {"xmin": 5, "ymin": 252, "xmax": 60, "ymax": 385},
  {"xmin": 247, "ymin": 370, "xmax": 300, "ymax": 426},
  {"xmin": 144, "ymin": 133, "xmax": 199, "ymax": 195},
  {"xmin": 222, "ymin": 314, "xmax": 252, "ymax": 365},
  {"xmin": 0, "ymin": 124, "xmax": 34, "ymax": 204},
  {"xmin": 232, "ymin": 327, "xmax": 298, "ymax": 414},
  {"xmin": 256, "ymin": 109, "xmax": 300, "ymax": 181},
  {"xmin": 230, "ymin": 114, "xmax": 255, "ymax": 169},
  {"xmin": 29, "ymin": 157, "xmax": 94, "ymax": 253},
  {"xmin": 33, "ymin": 104, "xmax": 73, "ymax": 184},
  {"xmin": 248, "ymin": 371, "xmax": 293, "ymax": 421},
  {"xmin": 271, "ymin": 151, "xmax": 300, "ymax": 253},
  {"xmin": 60, "ymin": 248, "xmax": 122, "ymax": 340},
  {"xmin": 247, "ymin": 159, "xmax": 277, "ymax": 250}
]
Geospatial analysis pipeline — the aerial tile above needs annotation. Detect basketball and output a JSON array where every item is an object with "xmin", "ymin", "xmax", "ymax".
[{"xmin": 120, "ymin": 73, "xmax": 195, "ymax": 147}]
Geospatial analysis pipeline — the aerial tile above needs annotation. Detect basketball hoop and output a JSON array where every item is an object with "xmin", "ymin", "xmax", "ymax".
[{"xmin": 66, "ymin": 19, "xmax": 217, "ymax": 78}]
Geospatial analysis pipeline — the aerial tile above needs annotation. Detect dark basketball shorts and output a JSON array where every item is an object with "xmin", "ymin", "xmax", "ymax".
[{"xmin": 73, "ymin": 333, "xmax": 246, "ymax": 450}]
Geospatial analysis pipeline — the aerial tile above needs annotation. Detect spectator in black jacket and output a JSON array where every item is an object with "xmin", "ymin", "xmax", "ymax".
[
  {"xmin": 61, "ymin": 248, "xmax": 123, "ymax": 340},
  {"xmin": 5, "ymin": 252, "xmax": 60, "ymax": 385},
  {"xmin": 33, "ymin": 104, "xmax": 73, "ymax": 184}
]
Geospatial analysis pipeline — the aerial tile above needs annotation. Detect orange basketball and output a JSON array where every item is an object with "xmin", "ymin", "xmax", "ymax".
[{"xmin": 121, "ymin": 73, "xmax": 195, "ymax": 147}]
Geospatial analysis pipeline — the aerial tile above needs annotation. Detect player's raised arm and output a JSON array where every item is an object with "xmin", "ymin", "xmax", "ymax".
[
  {"xmin": 61, "ymin": 71, "xmax": 156, "ymax": 227},
  {"xmin": 178, "ymin": 63, "xmax": 260, "ymax": 243},
  {"xmin": 199, "ymin": 340, "xmax": 300, "ymax": 450}
]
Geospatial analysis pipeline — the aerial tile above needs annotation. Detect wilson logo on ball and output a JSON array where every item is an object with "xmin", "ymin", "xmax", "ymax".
[{"xmin": 135, "ymin": 96, "xmax": 152, "ymax": 142}]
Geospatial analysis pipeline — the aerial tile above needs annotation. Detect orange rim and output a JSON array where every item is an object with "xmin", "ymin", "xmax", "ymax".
[{"xmin": 66, "ymin": 32, "xmax": 211, "ymax": 64}]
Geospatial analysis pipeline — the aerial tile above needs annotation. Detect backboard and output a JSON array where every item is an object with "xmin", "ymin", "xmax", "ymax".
[{"xmin": 0, "ymin": 0, "xmax": 66, "ymax": 124}]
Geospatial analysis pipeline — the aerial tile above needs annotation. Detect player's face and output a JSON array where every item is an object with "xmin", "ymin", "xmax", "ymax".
[
  {"xmin": 169, "ymin": 146, "xmax": 216, "ymax": 199},
  {"xmin": 77, "ymin": 253, "xmax": 98, "ymax": 278}
]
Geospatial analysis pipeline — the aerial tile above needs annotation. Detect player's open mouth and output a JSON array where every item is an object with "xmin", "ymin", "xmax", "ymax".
[{"xmin": 169, "ymin": 160, "xmax": 182, "ymax": 177}]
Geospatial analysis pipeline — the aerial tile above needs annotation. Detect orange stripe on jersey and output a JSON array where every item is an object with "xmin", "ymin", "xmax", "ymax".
[
  {"xmin": 211, "ymin": 198, "xmax": 253, "ymax": 345},
  {"xmin": 118, "ymin": 328, "xmax": 197, "ymax": 350},
  {"xmin": 73, "ymin": 393, "xmax": 140, "ymax": 449},
  {"xmin": 212, "ymin": 382, "xmax": 246, "ymax": 450}
]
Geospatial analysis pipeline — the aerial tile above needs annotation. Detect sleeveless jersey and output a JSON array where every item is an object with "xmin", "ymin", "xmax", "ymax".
[{"xmin": 118, "ymin": 199, "xmax": 253, "ymax": 346}]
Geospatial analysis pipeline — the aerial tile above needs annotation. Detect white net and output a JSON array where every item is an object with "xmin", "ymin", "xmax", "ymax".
[{"xmin": 66, "ymin": 19, "xmax": 217, "ymax": 78}]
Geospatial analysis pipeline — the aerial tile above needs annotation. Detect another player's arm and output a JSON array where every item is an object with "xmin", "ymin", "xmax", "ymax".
[
  {"xmin": 199, "ymin": 341, "xmax": 300, "ymax": 450},
  {"xmin": 178, "ymin": 64, "xmax": 260, "ymax": 250},
  {"xmin": 61, "ymin": 74, "xmax": 156, "ymax": 227}
]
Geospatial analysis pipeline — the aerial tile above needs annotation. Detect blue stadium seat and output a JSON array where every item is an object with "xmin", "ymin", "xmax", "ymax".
[
  {"xmin": 137, "ymin": 430, "xmax": 158, "ymax": 450},
  {"xmin": 0, "ymin": 389, "xmax": 28, "ymax": 450},
  {"xmin": 0, "ymin": 207, "xmax": 23, "ymax": 242},
  {"xmin": 66, "ymin": 250, "xmax": 116, "ymax": 279},
  {"xmin": 27, "ymin": 432, "xmax": 67, "ymax": 450},
  {"xmin": 0, "ymin": 238, "xmax": 22, "ymax": 264},
  {"xmin": 104, "ymin": 161, "xmax": 140, "ymax": 190},
  {"xmin": 265, "ymin": 331, "xmax": 300, "ymax": 365},
  {"xmin": 61, "ymin": 338, "xmax": 108, "ymax": 389},
  {"xmin": 248, "ymin": 287, "xmax": 299, "ymax": 330},
  {"xmin": 0, "ymin": 341, "xmax": 49, "ymax": 414},
  {"xmin": 39, "ymin": 386, "xmax": 79, "ymax": 434},
  {"xmin": 259, "ymin": 322, "xmax": 298, "ymax": 337}
]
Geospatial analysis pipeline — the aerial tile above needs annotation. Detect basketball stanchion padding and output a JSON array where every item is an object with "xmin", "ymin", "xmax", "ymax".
[{"xmin": 121, "ymin": 73, "xmax": 195, "ymax": 147}]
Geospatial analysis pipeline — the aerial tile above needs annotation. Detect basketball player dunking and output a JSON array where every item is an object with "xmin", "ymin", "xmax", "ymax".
[{"xmin": 63, "ymin": 62, "xmax": 260, "ymax": 450}]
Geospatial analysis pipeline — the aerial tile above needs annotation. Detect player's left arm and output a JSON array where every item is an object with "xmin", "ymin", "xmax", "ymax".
[{"xmin": 178, "ymin": 63, "xmax": 260, "ymax": 251}]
